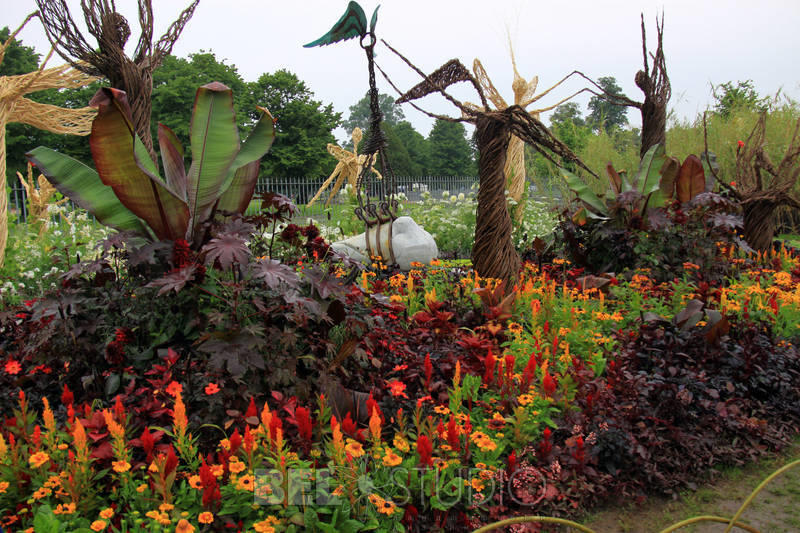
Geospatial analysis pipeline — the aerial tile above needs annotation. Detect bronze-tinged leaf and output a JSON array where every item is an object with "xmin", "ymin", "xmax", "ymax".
[
  {"xmin": 575, "ymin": 275, "xmax": 611, "ymax": 292},
  {"xmin": 676, "ymin": 155, "xmax": 705, "ymax": 203},
  {"xmin": 703, "ymin": 310, "xmax": 730, "ymax": 345},
  {"xmin": 659, "ymin": 156, "xmax": 681, "ymax": 200},
  {"xmin": 572, "ymin": 206, "xmax": 588, "ymax": 226},
  {"xmin": 202, "ymin": 233, "xmax": 251, "ymax": 271},
  {"xmin": 606, "ymin": 163, "xmax": 622, "ymax": 195},
  {"xmin": 533, "ymin": 237, "xmax": 547, "ymax": 255},
  {"xmin": 674, "ymin": 299, "xmax": 704, "ymax": 328}
]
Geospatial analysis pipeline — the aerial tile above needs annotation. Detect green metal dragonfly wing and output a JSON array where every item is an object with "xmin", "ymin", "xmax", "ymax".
[{"xmin": 304, "ymin": 1, "xmax": 368, "ymax": 47}]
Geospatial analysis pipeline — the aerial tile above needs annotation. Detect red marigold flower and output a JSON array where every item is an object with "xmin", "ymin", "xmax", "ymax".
[
  {"xmin": 4, "ymin": 360, "xmax": 21, "ymax": 375},
  {"xmin": 165, "ymin": 381, "xmax": 183, "ymax": 398},
  {"xmin": 387, "ymin": 379, "xmax": 408, "ymax": 399},
  {"xmin": 204, "ymin": 383, "xmax": 220, "ymax": 395}
]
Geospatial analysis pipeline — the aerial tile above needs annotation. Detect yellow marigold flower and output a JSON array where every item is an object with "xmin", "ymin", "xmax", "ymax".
[
  {"xmin": 229, "ymin": 459, "xmax": 246, "ymax": 474},
  {"xmin": 112, "ymin": 461, "xmax": 131, "ymax": 473},
  {"xmin": 99, "ymin": 508, "xmax": 114, "ymax": 519},
  {"xmin": 29, "ymin": 451, "xmax": 50, "ymax": 468},
  {"xmin": 198, "ymin": 511, "xmax": 214, "ymax": 524},
  {"xmin": 236, "ymin": 474, "xmax": 255, "ymax": 491},
  {"xmin": 393, "ymin": 433, "xmax": 410, "ymax": 453},
  {"xmin": 389, "ymin": 294, "xmax": 404, "ymax": 303},
  {"xmin": 33, "ymin": 487, "xmax": 52, "ymax": 500},
  {"xmin": 345, "ymin": 439, "xmax": 365, "ymax": 458},
  {"xmin": 175, "ymin": 519, "xmax": 195, "ymax": 533},
  {"xmin": 382, "ymin": 448, "xmax": 403, "ymax": 467},
  {"xmin": 253, "ymin": 520, "xmax": 276, "ymax": 533},
  {"xmin": 90, "ymin": 520, "xmax": 107, "ymax": 532},
  {"xmin": 507, "ymin": 322, "xmax": 523, "ymax": 334}
]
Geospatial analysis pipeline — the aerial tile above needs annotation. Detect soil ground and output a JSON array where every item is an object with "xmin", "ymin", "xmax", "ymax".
[{"xmin": 580, "ymin": 437, "xmax": 800, "ymax": 532}]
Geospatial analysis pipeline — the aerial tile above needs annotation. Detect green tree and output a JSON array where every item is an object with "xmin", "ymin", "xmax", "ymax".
[
  {"xmin": 427, "ymin": 119, "xmax": 474, "ymax": 176},
  {"xmin": 343, "ymin": 91, "xmax": 405, "ymax": 133},
  {"xmin": 151, "ymin": 52, "xmax": 249, "ymax": 148},
  {"xmin": 248, "ymin": 69, "xmax": 341, "ymax": 177},
  {"xmin": 549, "ymin": 102, "xmax": 585, "ymax": 128},
  {"xmin": 712, "ymin": 80, "xmax": 769, "ymax": 119},
  {"xmin": 549, "ymin": 102, "xmax": 590, "ymax": 164},
  {"xmin": 390, "ymin": 121, "xmax": 429, "ymax": 176},
  {"xmin": 587, "ymin": 76, "xmax": 630, "ymax": 133}
]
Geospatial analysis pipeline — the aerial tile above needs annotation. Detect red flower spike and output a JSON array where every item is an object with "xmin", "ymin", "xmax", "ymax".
[
  {"xmin": 61, "ymin": 384, "xmax": 74, "ymax": 407},
  {"xmin": 342, "ymin": 412, "xmax": 358, "ymax": 437},
  {"xmin": 505, "ymin": 354, "xmax": 515, "ymax": 390},
  {"xmin": 447, "ymin": 416, "xmax": 460, "ymax": 451},
  {"xmin": 424, "ymin": 353, "xmax": 433, "ymax": 390},
  {"xmin": 32, "ymin": 425, "xmax": 42, "ymax": 448},
  {"xmin": 483, "ymin": 349, "xmax": 496, "ymax": 386},
  {"xmin": 507, "ymin": 449, "xmax": 518, "ymax": 476},
  {"xmin": 523, "ymin": 354, "xmax": 538, "ymax": 388},
  {"xmin": 543, "ymin": 369, "xmax": 557, "ymax": 397},
  {"xmin": 141, "ymin": 427, "xmax": 155, "ymax": 462},
  {"xmin": 295, "ymin": 407, "xmax": 313, "ymax": 442},
  {"xmin": 268, "ymin": 414, "xmax": 283, "ymax": 444},
  {"xmin": 113, "ymin": 395, "xmax": 125, "ymax": 422},
  {"xmin": 245, "ymin": 397, "xmax": 258, "ymax": 419},
  {"xmin": 539, "ymin": 428, "xmax": 553, "ymax": 458},
  {"xmin": 417, "ymin": 434, "xmax": 433, "ymax": 467},
  {"xmin": 164, "ymin": 446, "xmax": 179, "ymax": 476},
  {"xmin": 229, "ymin": 429, "xmax": 242, "ymax": 455},
  {"xmin": 436, "ymin": 421, "xmax": 446, "ymax": 440},
  {"xmin": 243, "ymin": 426, "xmax": 255, "ymax": 454}
]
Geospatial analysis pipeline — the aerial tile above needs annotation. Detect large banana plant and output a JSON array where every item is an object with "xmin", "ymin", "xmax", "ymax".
[
  {"xmin": 562, "ymin": 144, "xmax": 709, "ymax": 226},
  {"xmin": 27, "ymin": 82, "xmax": 276, "ymax": 244}
]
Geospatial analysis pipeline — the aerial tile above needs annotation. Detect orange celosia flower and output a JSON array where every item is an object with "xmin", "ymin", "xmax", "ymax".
[
  {"xmin": 102, "ymin": 410, "xmax": 125, "ymax": 441},
  {"xmin": 0, "ymin": 433, "xmax": 7, "ymax": 461},
  {"xmin": 198, "ymin": 511, "xmax": 214, "ymax": 524},
  {"xmin": 369, "ymin": 409, "xmax": 381, "ymax": 443},
  {"xmin": 172, "ymin": 392, "xmax": 188, "ymax": 440},
  {"xmin": 42, "ymin": 397, "xmax": 56, "ymax": 434},
  {"xmin": 72, "ymin": 419, "xmax": 89, "ymax": 463}
]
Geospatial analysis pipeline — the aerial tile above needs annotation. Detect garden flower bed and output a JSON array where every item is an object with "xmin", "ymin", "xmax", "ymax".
[{"xmin": 1, "ymin": 228, "xmax": 799, "ymax": 531}]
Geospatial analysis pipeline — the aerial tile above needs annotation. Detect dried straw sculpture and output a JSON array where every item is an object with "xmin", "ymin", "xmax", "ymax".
[
  {"xmin": 0, "ymin": 12, "xmax": 97, "ymax": 266},
  {"xmin": 308, "ymin": 127, "xmax": 382, "ymax": 208},
  {"xmin": 17, "ymin": 162, "xmax": 67, "ymax": 235}
]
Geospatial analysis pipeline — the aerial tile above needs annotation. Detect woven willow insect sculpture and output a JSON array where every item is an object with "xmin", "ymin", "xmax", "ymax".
[
  {"xmin": 466, "ymin": 42, "xmax": 587, "ymax": 222},
  {"xmin": 0, "ymin": 13, "xmax": 97, "ymax": 266},
  {"xmin": 36, "ymin": 0, "xmax": 200, "ymax": 159},
  {"xmin": 307, "ymin": 127, "xmax": 382, "ymax": 208},
  {"xmin": 17, "ymin": 162, "xmax": 68, "ymax": 236}
]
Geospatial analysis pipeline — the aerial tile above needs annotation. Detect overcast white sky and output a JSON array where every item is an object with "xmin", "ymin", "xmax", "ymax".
[{"xmin": 5, "ymin": 0, "xmax": 800, "ymax": 142}]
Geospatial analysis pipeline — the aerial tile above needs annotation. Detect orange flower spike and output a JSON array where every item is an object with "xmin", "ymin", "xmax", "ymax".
[
  {"xmin": 454, "ymin": 360, "xmax": 462, "ymax": 388},
  {"xmin": 260, "ymin": 402, "xmax": 273, "ymax": 434},
  {"xmin": 72, "ymin": 419, "xmax": 89, "ymax": 464},
  {"xmin": 0, "ymin": 433, "xmax": 7, "ymax": 462},
  {"xmin": 369, "ymin": 408, "xmax": 382, "ymax": 446},
  {"xmin": 102, "ymin": 410, "xmax": 125, "ymax": 442},
  {"xmin": 172, "ymin": 392, "xmax": 188, "ymax": 441},
  {"xmin": 42, "ymin": 397, "xmax": 56, "ymax": 435}
]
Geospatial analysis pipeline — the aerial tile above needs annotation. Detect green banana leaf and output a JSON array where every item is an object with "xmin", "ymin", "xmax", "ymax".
[
  {"xmin": 561, "ymin": 168, "xmax": 607, "ymax": 216},
  {"xmin": 157, "ymin": 124, "xmax": 188, "ymax": 201},
  {"xmin": 89, "ymin": 88, "xmax": 189, "ymax": 241},
  {"xmin": 636, "ymin": 143, "xmax": 667, "ymax": 210},
  {"xmin": 216, "ymin": 107, "xmax": 276, "ymax": 214},
  {"xmin": 26, "ymin": 147, "xmax": 151, "ymax": 237},
  {"xmin": 185, "ymin": 82, "xmax": 240, "ymax": 238}
]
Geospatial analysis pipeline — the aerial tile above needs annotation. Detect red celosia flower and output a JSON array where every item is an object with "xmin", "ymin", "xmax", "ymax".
[
  {"xmin": 523, "ymin": 353, "xmax": 538, "ymax": 388},
  {"xmin": 295, "ymin": 407, "xmax": 313, "ymax": 441},
  {"xmin": 542, "ymin": 369, "xmax": 557, "ymax": 397},
  {"xmin": 140, "ymin": 427, "xmax": 155, "ymax": 462},
  {"xmin": 387, "ymin": 379, "xmax": 408, "ymax": 399},
  {"xmin": 366, "ymin": 393, "xmax": 383, "ymax": 423},
  {"xmin": 243, "ymin": 426, "xmax": 256, "ymax": 455},
  {"xmin": 61, "ymin": 384, "xmax": 74, "ymax": 407},
  {"xmin": 504, "ymin": 354, "xmax": 515, "ymax": 390},
  {"xmin": 507, "ymin": 449, "xmax": 518, "ymax": 476},
  {"xmin": 341, "ymin": 412, "xmax": 363, "ymax": 441},
  {"xmin": 447, "ymin": 416, "xmax": 460, "ymax": 451},
  {"xmin": 3, "ymin": 360, "xmax": 21, "ymax": 375},
  {"xmin": 105, "ymin": 340, "xmax": 125, "ymax": 366},
  {"xmin": 483, "ymin": 349, "xmax": 496, "ymax": 386},
  {"xmin": 424, "ymin": 353, "xmax": 432, "ymax": 390},
  {"xmin": 417, "ymin": 435, "xmax": 433, "ymax": 467},
  {"xmin": 245, "ymin": 397, "xmax": 258, "ymax": 418},
  {"xmin": 113, "ymin": 395, "xmax": 125, "ymax": 422},
  {"xmin": 32, "ymin": 425, "xmax": 41, "ymax": 448},
  {"xmin": 172, "ymin": 239, "xmax": 192, "ymax": 268},
  {"xmin": 436, "ymin": 421, "xmax": 446, "ymax": 440},
  {"xmin": 538, "ymin": 428, "xmax": 553, "ymax": 458},
  {"xmin": 165, "ymin": 381, "xmax": 183, "ymax": 398},
  {"xmin": 229, "ymin": 429, "xmax": 242, "ymax": 455},
  {"xmin": 164, "ymin": 446, "xmax": 179, "ymax": 476},
  {"xmin": 571, "ymin": 435, "xmax": 586, "ymax": 464},
  {"xmin": 204, "ymin": 383, "xmax": 220, "ymax": 395},
  {"xmin": 268, "ymin": 413, "xmax": 283, "ymax": 443},
  {"xmin": 114, "ymin": 327, "xmax": 132, "ymax": 344}
]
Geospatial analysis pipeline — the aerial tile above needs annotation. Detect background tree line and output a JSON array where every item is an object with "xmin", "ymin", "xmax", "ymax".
[{"xmin": 2, "ymin": 28, "xmax": 477, "ymax": 184}]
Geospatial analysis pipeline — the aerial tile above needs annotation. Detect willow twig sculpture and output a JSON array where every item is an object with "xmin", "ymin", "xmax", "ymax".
[
  {"xmin": 0, "ymin": 13, "xmax": 97, "ymax": 266},
  {"xmin": 380, "ymin": 41, "xmax": 597, "ymax": 285},
  {"xmin": 307, "ymin": 127, "xmax": 382, "ymax": 208},
  {"xmin": 36, "ymin": 0, "xmax": 200, "ymax": 158},
  {"xmin": 466, "ymin": 40, "xmax": 589, "ymax": 221}
]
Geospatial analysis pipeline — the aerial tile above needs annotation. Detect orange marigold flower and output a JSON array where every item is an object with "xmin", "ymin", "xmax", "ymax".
[
  {"xmin": 377, "ymin": 500, "xmax": 398, "ymax": 515},
  {"xmin": 33, "ymin": 487, "xmax": 52, "ymax": 499},
  {"xmin": 0, "ymin": 481, "xmax": 10, "ymax": 494},
  {"xmin": 252, "ymin": 521, "xmax": 276, "ymax": 533},
  {"xmin": 204, "ymin": 383, "xmax": 220, "ymax": 395},
  {"xmin": 198, "ymin": 512, "xmax": 214, "ymax": 524},
  {"xmin": 3, "ymin": 359, "xmax": 21, "ymax": 375},
  {"xmin": 165, "ymin": 381, "xmax": 183, "ymax": 397},
  {"xmin": 99, "ymin": 508, "xmax": 114, "ymax": 519},
  {"xmin": 382, "ymin": 448, "xmax": 403, "ymax": 467},
  {"xmin": 136, "ymin": 483, "xmax": 148, "ymax": 493},
  {"xmin": 159, "ymin": 503, "xmax": 175, "ymax": 512},
  {"xmin": 29, "ymin": 451, "xmax": 50, "ymax": 468},
  {"xmin": 188, "ymin": 475, "xmax": 203, "ymax": 489},
  {"xmin": 387, "ymin": 379, "xmax": 408, "ymax": 399},
  {"xmin": 236, "ymin": 474, "xmax": 255, "ymax": 491},
  {"xmin": 53, "ymin": 502, "xmax": 76, "ymax": 515},
  {"xmin": 112, "ymin": 460, "xmax": 131, "ymax": 473},
  {"xmin": 175, "ymin": 519, "xmax": 195, "ymax": 533},
  {"xmin": 345, "ymin": 439, "xmax": 365, "ymax": 458},
  {"xmin": 90, "ymin": 520, "xmax": 107, "ymax": 532},
  {"xmin": 228, "ymin": 459, "xmax": 246, "ymax": 474}
]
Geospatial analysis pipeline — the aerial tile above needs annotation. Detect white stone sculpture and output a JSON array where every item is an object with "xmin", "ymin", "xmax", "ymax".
[{"xmin": 331, "ymin": 216, "xmax": 438, "ymax": 271}]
